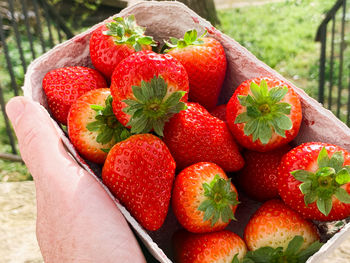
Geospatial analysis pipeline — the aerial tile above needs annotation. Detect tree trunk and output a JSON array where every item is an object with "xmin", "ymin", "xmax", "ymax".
[{"xmin": 156, "ymin": 0, "xmax": 220, "ymax": 25}]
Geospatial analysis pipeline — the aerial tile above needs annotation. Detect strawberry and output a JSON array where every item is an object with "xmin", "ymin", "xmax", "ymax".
[
  {"xmin": 163, "ymin": 102, "xmax": 244, "ymax": 172},
  {"xmin": 42, "ymin": 66, "xmax": 107, "ymax": 125},
  {"xmin": 173, "ymin": 230, "xmax": 247, "ymax": 263},
  {"xmin": 102, "ymin": 134, "xmax": 176, "ymax": 231},
  {"xmin": 89, "ymin": 15, "xmax": 156, "ymax": 79},
  {"xmin": 165, "ymin": 29, "xmax": 227, "ymax": 110},
  {"xmin": 67, "ymin": 89, "xmax": 131, "ymax": 164},
  {"xmin": 172, "ymin": 162, "xmax": 239, "ymax": 233},
  {"xmin": 244, "ymin": 199, "xmax": 319, "ymax": 250},
  {"xmin": 243, "ymin": 199, "xmax": 322, "ymax": 263},
  {"xmin": 209, "ymin": 104, "xmax": 227, "ymax": 122},
  {"xmin": 278, "ymin": 142, "xmax": 350, "ymax": 221},
  {"xmin": 110, "ymin": 50, "xmax": 189, "ymax": 136},
  {"xmin": 226, "ymin": 77, "xmax": 302, "ymax": 152},
  {"xmin": 238, "ymin": 145, "xmax": 291, "ymax": 201}
]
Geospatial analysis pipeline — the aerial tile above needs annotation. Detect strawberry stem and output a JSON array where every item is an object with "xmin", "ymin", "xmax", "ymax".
[
  {"xmin": 236, "ymin": 236, "xmax": 323, "ymax": 263},
  {"xmin": 198, "ymin": 174, "xmax": 239, "ymax": 226},
  {"xmin": 292, "ymin": 147, "xmax": 350, "ymax": 216},
  {"xmin": 234, "ymin": 79, "xmax": 292, "ymax": 144},
  {"xmin": 122, "ymin": 76, "xmax": 187, "ymax": 136},
  {"xmin": 87, "ymin": 95, "xmax": 131, "ymax": 152},
  {"xmin": 164, "ymin": 29, "xmax": 207, "ymax": 52},
  {"xmin": 103, "ymin": 15, "xmax": 157, "ymax": 51}
]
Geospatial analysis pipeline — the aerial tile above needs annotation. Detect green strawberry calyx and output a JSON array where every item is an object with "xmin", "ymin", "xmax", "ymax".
[
  {"xmin": 103, "ymin": 15, "xmax": 157, "ymax": 52},
  {"xmin": 164, "ymin": 29, "xmax": 207, "ymax": 52},
  {"xmin": 86, "ymin": 95, "xmax": 131, "ymax": 152},
  {"xmin": 122, "ymin": 76, "xmax": 187, "ymax": 137},
  {"xmin": 198, "ymin": 174, "xmax": 239, "ymax": 226},
  {"xmin": 234, "ymin": 79, "xmax": 293, "ymax": 144},
  {"xmin": 232, "ymin": 236, "xmax": 323, "ymax": 263},
  {"xmin": 292, "ymin": 147, "xmax": 350, "ymax": 216}
]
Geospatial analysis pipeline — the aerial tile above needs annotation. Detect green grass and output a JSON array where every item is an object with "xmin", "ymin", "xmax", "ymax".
[
  {"xmin": 0, "ymin": 138, "xmax": 31, "ymax": 182},
  {"xmin": 218, "ymin": 0, "xmax": 336, "ymax": 98},
  {"xmin": 0, "ymin": 158, "xmax": 31, "ymax": 182}
]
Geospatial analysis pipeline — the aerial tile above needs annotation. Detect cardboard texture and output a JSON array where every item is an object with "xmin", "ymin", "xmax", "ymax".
[{"xmin": 22, "ymin": 1, "xmax": 350, "ymax": 262}]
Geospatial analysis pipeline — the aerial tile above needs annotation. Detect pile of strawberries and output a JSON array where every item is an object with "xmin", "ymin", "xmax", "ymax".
[{"xmin": 42, "ymin": 15, "xmax": 350, "ymax": 263}]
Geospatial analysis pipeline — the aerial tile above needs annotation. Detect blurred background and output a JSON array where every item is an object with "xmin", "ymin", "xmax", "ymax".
[{"xmin": 0, "ymin": 0, "xmax": 349, "ymax": 262}]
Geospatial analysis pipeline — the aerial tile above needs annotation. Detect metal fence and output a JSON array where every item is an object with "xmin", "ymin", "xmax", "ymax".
[
  {"xmin": 0, "ymin": 0, "xmax": 73, "ymax": 159},
  {"xmin": 316, "ymin": 0, "xmax": 350, "ymax": 124}
]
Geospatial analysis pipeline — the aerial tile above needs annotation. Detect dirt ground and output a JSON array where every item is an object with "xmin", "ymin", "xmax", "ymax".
[
  {"xmin": 1, "ymin": 181, "xmax": 350, "ymax": 263},
  {"xmin": 0, "ymin": 182, "xmax": 43, "ymax": 263}
]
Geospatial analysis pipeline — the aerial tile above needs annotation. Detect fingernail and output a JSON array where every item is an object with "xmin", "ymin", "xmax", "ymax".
[{"xmin": 6, "ymin": 97, "xmax": 27, "ymax": 127}]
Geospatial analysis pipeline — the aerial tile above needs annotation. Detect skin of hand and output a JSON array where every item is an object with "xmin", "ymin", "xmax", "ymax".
[{"xmin": 6, "ymin": 96, "xmax": 146, "ymax": 263}]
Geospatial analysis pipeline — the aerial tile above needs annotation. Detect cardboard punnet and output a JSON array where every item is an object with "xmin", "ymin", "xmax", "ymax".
[{"xmin": 22, "ymin": 1, "xmax": 350, "ymax": 262}]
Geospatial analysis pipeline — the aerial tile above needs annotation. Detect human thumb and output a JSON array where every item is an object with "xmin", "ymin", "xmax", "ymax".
[{"xmin": 5, "ymin": 96, "xmax": 71, "ymax": 179}]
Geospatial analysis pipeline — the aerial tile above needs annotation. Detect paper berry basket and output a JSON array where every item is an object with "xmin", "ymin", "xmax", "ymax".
[{"xmin": 22, "ymin": 1, "xmax": 350, "ymax": 262}]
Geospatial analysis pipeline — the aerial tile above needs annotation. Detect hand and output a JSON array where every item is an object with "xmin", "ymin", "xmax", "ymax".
[{"xmin": 6, "ymin": 97, "xmax": 146, "ymax": 263}]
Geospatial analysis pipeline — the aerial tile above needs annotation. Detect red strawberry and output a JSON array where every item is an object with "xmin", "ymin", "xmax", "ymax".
[
  {"xmin": 42, "ymin": 66, "xmax": 107, "ymax": 125},
  {"xmin": 67, "ymin": 89, "xmax": 130, "ymax": 164},
  {"xmin": 238, "ymin": 145, "xmax": 291, "ymax": 201},
  {"xmin": 110, "ymin": 50, "xmax": 189, "ymax": 136},
  {"xmin": 172, "ymin": 162, "xmax": 239, "ymax": 233},
  {"xmin": 244, "ymin": 200, "xmax": 319, "ymax": 251},
  {"xmin": 173, "ymin": 230, "xmax": 247, "ymax": 263},
  {"xmin": 102, "ymin": 134, "xmax": 176, "ymax": 231},
  {"xmin": 243, "ymin": 200, "xmax": 321, "ymax": 263},
  {"xmin": 226, "ymin": 76, "xmax": 302, "ymax": 152},
  {"xmin": 278, "ymin": 142, "xmax": 350, "ymax": 221},
  {"xmin": 209, "ymin": 104, "xmax": 227, "ymax": 122},
  {"xmin": 89, "ymin": 15, "xmax": 156, "ymax": 79},
  {"xmin": 163, "ymin": 102, "xmax": 244, "ymax": 172},
  {"xmin": 165, "ymin": 29, "xmax": 227, "ymax": 110}
]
